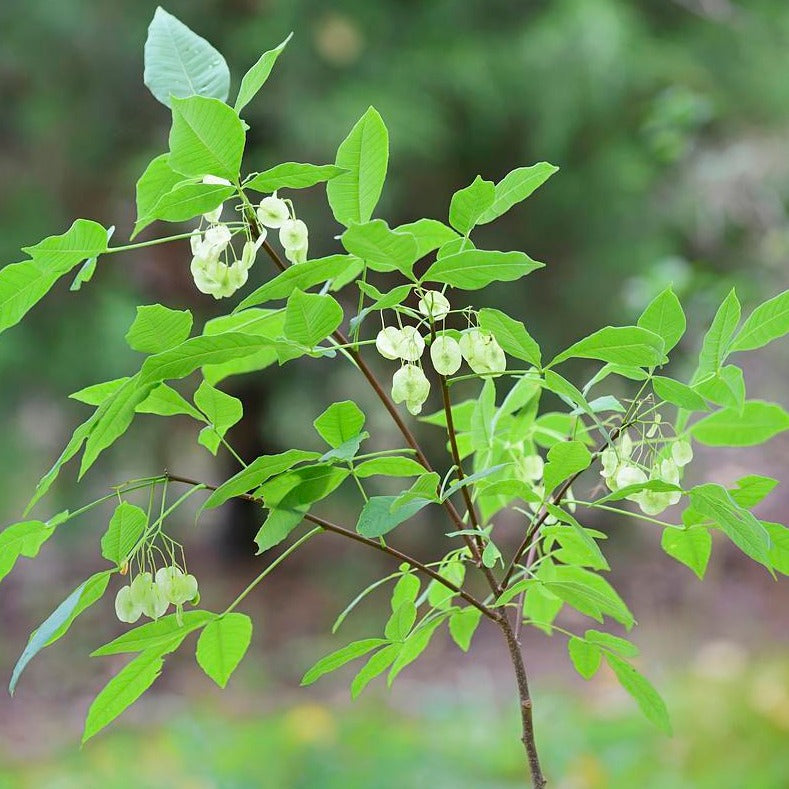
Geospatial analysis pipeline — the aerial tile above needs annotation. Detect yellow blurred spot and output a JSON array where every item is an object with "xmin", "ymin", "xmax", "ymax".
[
  {"xmin": 284, "ymin": 703, "xmax": 337, "ymax": 745},
  {"xmin": 314, "ymin": 13, "xmax": 364, "ymax": 66},
  {"xmin": 559, "ymin": 752, "xmax": 609, "ymax": 789}
]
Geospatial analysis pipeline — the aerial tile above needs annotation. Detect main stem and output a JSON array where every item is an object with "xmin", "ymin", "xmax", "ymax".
[{"xmin": 250, "ymin": 210, "xmax": 543, "ymax": 784}]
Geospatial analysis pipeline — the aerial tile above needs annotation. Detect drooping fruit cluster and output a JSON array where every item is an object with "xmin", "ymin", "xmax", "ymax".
[
  {"xmin": 114, "ymin": 565, "xmax": 199, "ymax": 624},
  {"xmin": 375, "ymin": 290, "xmax": 507, "ymax": 415},
  {"xmin": 600, "ymin": 427, "xmax": 693, "ymax": 516},
  {"xmin": 256, "ymin": 192, "xmax": 309, "ymax": 264}
]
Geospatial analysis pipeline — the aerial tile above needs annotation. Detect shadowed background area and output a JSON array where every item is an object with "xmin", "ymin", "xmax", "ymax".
[{"xmin": 1, "ymin": 1, "xmax": 788, "ymax": 786}]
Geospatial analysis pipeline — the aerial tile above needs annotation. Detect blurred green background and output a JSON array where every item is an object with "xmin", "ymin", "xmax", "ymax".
[{"xmin": 1, "ymin": 1, "xmax": 788, "ymax": 786}]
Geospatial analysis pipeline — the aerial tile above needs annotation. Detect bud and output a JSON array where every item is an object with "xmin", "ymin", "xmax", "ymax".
[
  {"xmin": 201, "ymin": 224, "xmax": 232, "ymax": 256},
  {"xmin": 284, "ymin": 244, "xmax": 308, "ymax": 265},
  {"xmin": 430, "ymin": 335, "xmax": 461, "ymax": 375},
  {"xmin": 636, "ymin": 489, "xmax": 672, "ymax": 516},
  {"xmin": 613, "ymin": 464, "xmax": 647, "ymax": 492},
  {"xmin": 518, "ymin": 454, "xmax": 544, "ymax": 481},
  {"xmin": 256, "ymin": 195, "xmax": 290, "ymax": 228},
  {"xmin": 672, "ymin": 440, "xmax": 693, "ymax": 467},
  {"xmin": 376, "ymin": 327, "xmax": 403, "ymax": 360},
  {"xmin": 156, "ymin": 566, "xmax": 199, "ymax": 606},
  {"xmin": 114, "ymin": 586, "xmax": 142, "ymax": 624},
  {"xmin": 391, "ymin": 364, "xmax": 430, "ymax": 415},
  {"xmin": 141, "ymin": 582, "xmax": 169, "ymax": 620},
  {"xmin": 398, "ymin": 326, "xmax": 425, "ymax": 362},
  {"xmin": 202, "ymin": 203, "xmax": 223, "ymax": 224},
  {"xmin": 129, "ymin": 572, "xmax": 153, "ymax": 607},
  {"xmin": 418, "ymin": 291, "xmax": 451, "ymax": 321},
  {"xmin": 202, "ymin": 175, "xmax": 232, "ymax": 187},
  {"xmin": 240, "ymin": 234, "xmax": 265, "ymax": 271},
  {"xmin": 279, "ymin": 218, "xmax": 308, "ymax": 251}
]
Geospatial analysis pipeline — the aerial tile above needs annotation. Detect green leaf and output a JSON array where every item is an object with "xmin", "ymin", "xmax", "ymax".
[
  {"xmin": 694, "ymin": 365, "xmax": 745, "ymax": 411},
  {"xmin": 194, "ymin": 380, "xmax": 243, "ymax": 455},
  {"xmin": 691, "ymin": 400, "xmax": 789, "ymax": 446},
  {"xmin": 605, "ymin": 653, "xmax": 671, "ymax": 734},
  {"xmin": 637, "ymin": 288, "xmax": 686, "ymax": 353},
  {"xmin": 729, "ymin": 475, "xmax": 779, "ymax": 509},
  {"xmin": 168, "ymin": 95, "xmax": 245, "ymax": 181},
  {"xmin": 23, "ymin": 218, "xmax": 108, "ymax": 269},
  {"xmin": 101, "ymin": 502, "xmax": 148, "ymax": 566},
  {"xmin": 543, "ymin": 507, "xmax": 609, "ymax": 571},
  {"xmin": 25, "ymin": 414, "xmax": 98, "ymax": 514},
  {"xmin": 2, "ymin": 220, "xmax": 107, "ymax": 336},
  {"xmin": 387, "ymin": 618, "xmax": 444, "ymax": 685},
  {"xmin": 133, "ymin": 154, "xmax": 184, "ymax": 235},
  {"xmin": 80, "ymin": 375, "xmax": 154, "ymax": 478},
  {"xmin": 10, "ymin": 572, "xmax": 111, "ymax": 695},
  {"xmin": 423, "ymin": 249, "xmax": 542, "ymax": 290},
  {"xmin": 350, "ymin": 644, "xmax": 401, "ymax": 699},
  {"xmin": 237, "ymin": 255, "xmax": 357, "ymax": 310},
  {"xmin": 356, "ymin": 496, "xmax": 429, "ymax": 538},
  {"xmin": 137, "ymin": 383, "xmax": 203, "ymax": 419},
  {"xmin": 201, "ymin": 449, "xmax": 320, "ymax": 510},
  {"xmin": 254, "ymin": 508, "xmax": 306, "ymax": 554},
  {"xmin": 585, "ymin": 629, "xmax": 639, "ymax": 658},
  {"xmin": 729, "ymin": 289, "xmax": 789, "ymax": 353},
  {"xmin": 568, "ymin": 637, "xmax": 602, "ymax": 679},
  {"xmin": 301, "ymin": 638, "xmax": 387, "ymax": 685},
  {"xmin": 196, "ymin": 613, "xmax": 253, "ymax": 688},
  {"xmin": 327, "ymin": 106, "xmax": 389, "ymax": 227},
  {"xmin": 478, "ymin": 163, "xmax": 559, "ymax": 224},
  {"xmin": 143, "ymin": 7, "xmax": 230, "ymax": 108},
  {"xmin": 393, "ymin": 219, "xmax": 458, "ymax": 258},
  {"xmin": 234, "ymin": 33, "xmax": 292, "ymax": 113},
  {"xmin": 341, "ymin": 220, "xmax": 418, "ymax": 276},
  {"xmin": 448, "ymin": 175, "xmax": 495, "ymax": 234},
  {"xmin": 320, "ymin": 433, "xmax": 367, "ymax": 463},
  {"xmin": 694, "ymin": 288, "xmax": 740, "ymax": 381},
  {"xmin": 202, "ymin": 310, "xmax": 285, "ymax": 384},
  {"xmin": 763, "ymin": 522, "xmax": 789, "ymax": 575},
  {"xmin": 134, "ymin": 180, "xmax": 233, "ymax": 237},
  {"xmin": 661, "ymin": 526, "xmax": 711, "ymax": 579},
  {"xmin": 689, "ymin": 483, "xmax": 772, "ymax": 569},
  {"xmin": 427, "ymin": 561, "xmax": 465, "ymax": 610},
  {"xmin": 523, "ymin": 584, "xmax": 563, "ymax": 634},
  {"xmin": 355, "ymin": 457, "xmax": 426, "ymax": 478},
  {"xmin": 283, "ymin": 289, "xmax": 343, "ymax": 347},
  {"xmin": 82, "ymin": 649, "xmax": 165, "ymax": 742},
  {"xmin": 478, "ymin": 308, "xmax": 541, "ymax": 367},
  {"xmin": 125, "ymin": 304, "xmax": 192, "ymax": 354},
  {"xmin": 70, "ymin": 377, "xmax": 129, "ymax": 406},
  {"xmin": 550, "ymin": 326, "xmax": 665, "ymax": 368},
  {"xmin": 384, "ymin": 601, "xmax": 417, "ymax": 641},
  {"xmin": 653, "ymin": 376, "xmax": 709, "ymax": 412},
  {"xmin": 448, "ymin": 607, "xmax": 482, "ymax": 652},
  {"xmin": 545, "ymin": 565, "xmax": 634, "ymax": 629},
  {"xmin": 314, "ymin": 401, "xmax": 366, "ymax": 448},
  {"xmin": 0, "ymin": 520, "xmax": 55, "ymax": 583},
  {"xmin": 260, "ymin": 465, "xmax": 348, "ymax": 510},
  {"xmin": 42, "ymin": 570, "xmax": 112, "ymax": 647},
  {"xmin": 140, "ymin": 332, "xmax": 275, "ymax": 385},
  {"xmin": 390, "ymin": 573, "xmax": 420, "ymax": 612},
  {"xmin": 245, "ymin": 162, "xmax": 345, "ymax": 192},
  {"xmin": 92, "ymin": 611, "xmax": 214, "ymax": 656},
  {"xmin": 543, "ymin": 440, "xmax": 591, "ymax": 494}
]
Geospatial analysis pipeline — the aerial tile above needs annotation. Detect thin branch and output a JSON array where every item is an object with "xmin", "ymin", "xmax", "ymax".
[
  {"xmin": 245, "ymin": 199, "xmax": 491, "ymax": 573},
  {"xmin": 163, "ymin": 472, "xmax": 498, "ymax": 622},
  {"xmin": 500, "ymin": 425, "xmax": 624, "ymax": 589}
]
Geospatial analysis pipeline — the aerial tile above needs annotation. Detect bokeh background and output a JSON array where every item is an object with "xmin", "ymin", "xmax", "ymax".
[{"xmin": 1, "ymin": 1, "xmax": 788, "ymax": 786}]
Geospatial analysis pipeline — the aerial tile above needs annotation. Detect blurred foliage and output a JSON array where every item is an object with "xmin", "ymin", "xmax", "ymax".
[
  {"xmin": 1, "ymin": 3, "xmax": 788, "ymax": 517},
  {"xmin": 2, "ymin": 652, "xmax": 788, "ymax": 788}
]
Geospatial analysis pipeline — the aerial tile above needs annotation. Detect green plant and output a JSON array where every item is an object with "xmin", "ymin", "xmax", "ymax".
[{"xmin": 2, "ymin": 8, "xmax": 788, "ymax": 786}]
